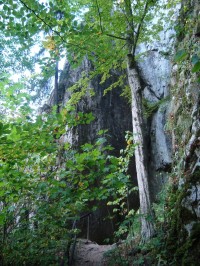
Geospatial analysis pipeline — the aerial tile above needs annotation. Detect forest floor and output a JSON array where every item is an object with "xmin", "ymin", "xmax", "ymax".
[
  {"xmin": 70, "ymin": 237, "xmax": 156, "ymax": 266},
  {"xmin": 71, "ymin": 238, "xmax": 115, "ymax": 266}
]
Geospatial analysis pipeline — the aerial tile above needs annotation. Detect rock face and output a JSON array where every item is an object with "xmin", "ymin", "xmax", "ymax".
[
  {"xmin": 163, "ymin": 0, "xmax": 200, "ymax": 264},
  {"xmin": 49, "ymin": 25, "xmax": 175, "ymax": 242},
  {"xmin": 53, "ymin": 58, "xmax": 139, "ymax": 243},
  {"xmin": 52, "ymin": 59, "xmax": 133, "ymax": 153},
  {"xmin": 49, "ymin": 0, "xmax": 200, "ymax": 262},
  {"xmin": 136, "ymin": 33, "xmax": 173, "ymax": 201},
  {"xmin": 59, "ymin": 61, "xmax": 135, "ymax": 146}
]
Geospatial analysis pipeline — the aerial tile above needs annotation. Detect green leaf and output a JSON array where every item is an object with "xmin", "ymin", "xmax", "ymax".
[
  {"xmin": 98, "ymin": 129, "xmax": 108, "ymax": 135},
  {"xmin": 192, "ymin": 62, "xmax": 200, "ymax": 73},
  {"xmin": 0, "ymin": 122, "xmax": 3, "ymax": 135},
  {"xmin": 174, "ymin": 50, "xmax": 188, "ymax": 62},
  {"xmin": 0, "ymin": 181, "xmax": 7, "ymax": 187},
  {"xmin": 191, "ymin": 54, "xmax": 199, "ymax": 65},
  {"xmin": 0, "ymin": 214, "xmax": 6, "ymax": 225},
  {"xmin": 95, "ymin": 137, "xmax": 106, "ymax": 145}
]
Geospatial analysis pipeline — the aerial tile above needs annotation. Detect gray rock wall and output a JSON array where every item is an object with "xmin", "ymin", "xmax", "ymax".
[
  {"xmin": 164, "ymin": 1, "xmax": 200, "ymax": 262},
  {"xmin": 47, "ymin": 7, "xmax": 177, "ymax": 241},
  {"xmin": 50, "ymin": 33, "xmax": 175, "ymax": 240},
  {"xmin": 55, "ymin": 58, "xmax": 139, "ymax": 243},
  {"xmin": 136, "ymin": 33, "xmax": 174, "ymax": 201}
]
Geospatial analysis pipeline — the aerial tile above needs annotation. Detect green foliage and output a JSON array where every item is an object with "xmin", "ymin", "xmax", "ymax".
[
  {"xmin": 142, "ymin": 96, "xmax": 170, "ymax": 118},
  {"xmin": 174, "ymin": 49, "xmax": 188, "ymax": 62},
  {"xmin": 104, "ymin": 247, "xmax": 129, "ymax": 266},
  {"xmin": 0, "ymin": 0, "xmax": 179, "ymax": 264},
  {"xmin": 0, "ymin": 78, "xmax": 137, "ymax": 264},
  {"xmin": 174, "ymin": 49, "xmax": 200, "ymax": 78},
  {"xmin": 173, "ymin": 7, "xmax": 200, "ymax": 82},
  {"xmin": 0, "ymin": 0, "xmax": 166, "ymax": 100},
  {"xmin": 105, "ymin": 131, "xmax": 138, "ymax": 240},
  {"xmin": 191, "ymin": 53, "xmax": 200, "ymax": 81},
  {"xmin": 120, "ymin": 85, "xmax": 132, "ymax": 105}
]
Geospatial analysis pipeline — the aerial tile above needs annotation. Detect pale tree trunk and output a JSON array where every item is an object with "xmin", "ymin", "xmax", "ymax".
[
  {"xmin": 127, "ymin": 60, "xmax": 154, "ymax": 239},
  {"xmin": 54, "ymin": 60, "xmax": 59, "ymax": 113}
]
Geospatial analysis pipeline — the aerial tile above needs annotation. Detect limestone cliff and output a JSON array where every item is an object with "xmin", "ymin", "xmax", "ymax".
[
  {"xmin": 163, "ymin": 0, "xmax": 200, "ymax": 264},
  {"xmin": 49, "ymin": 58, "xmax": 139, "ymax": 243},
  {"xmin": 46, "ymin": 0, "xmax": 199, "ymax": 255},
  {"xmin": 47, "ymin": 15, "xmax": 174, "ymax": 243},
  {"xmin": 49, "ymin": 48, "xmax": 172, "ymax": 243}
]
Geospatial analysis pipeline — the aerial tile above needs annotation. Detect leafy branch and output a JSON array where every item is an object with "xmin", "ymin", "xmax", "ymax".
[
  {"xmin": 18, "ymin": 0, "xmax": 94, "ymax": 54},
  {"xmin": 95, "ymin": 0, "xmax": 127, "ymax": 41},
  {"xmin": 132, "ymin": 0, "xmax": 150, "ymax": 56}
]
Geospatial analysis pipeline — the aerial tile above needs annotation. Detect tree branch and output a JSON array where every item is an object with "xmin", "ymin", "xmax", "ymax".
[
  {"xmin": 119, "ymin": 1, "xmax": 136, "ymax": 33},
  {"xmin": 106, "ymin": 33, "xmax": 127, "ymax": 41},
  {"xmin": 18, "ymin": 0, "xmax": 94, "ymax": 54},
  {"xmin": 132, "ymin": 0, "xmax": 149, "ymax": 56},
  {"xmin": 95, "ymin": 0, "xmax": 127, "ymax": 41},
  {"xmin": 95, "ymin": 0, "xmax": 103, "ymax": 33}
]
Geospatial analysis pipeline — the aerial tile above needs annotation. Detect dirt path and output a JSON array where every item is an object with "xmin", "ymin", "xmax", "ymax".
[{"xmin": 71, "ymin": 239, "xmax": 115, "ymax": 266}]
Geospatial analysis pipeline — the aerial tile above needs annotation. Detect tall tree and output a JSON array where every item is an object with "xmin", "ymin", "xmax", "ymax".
[
  {"xmin": 0, "ymin": 0, "xmax": 164, "ymax": 240},
  {"xmin": 125, "ymin": 0, "xmax": 156, "ymax": 239},
  {"xmin": 70, "ymin": 0, "xmax": 160, "ymax": 239}
]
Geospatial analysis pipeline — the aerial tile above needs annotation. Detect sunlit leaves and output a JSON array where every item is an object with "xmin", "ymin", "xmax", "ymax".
[
  {"xmin": 1, "ymin": 0, "xmax": 164, "ymax": 102},
  {"xmin": 0, "ymin": 82, "xmax": 131, "ymax": 264},
  {"xmin": 42, "ymin": 35, "xmax": 56, "ymax": 51},
  {"xmin": 0, "ymin": 0, "xmax": 167, "ymax": 262}
]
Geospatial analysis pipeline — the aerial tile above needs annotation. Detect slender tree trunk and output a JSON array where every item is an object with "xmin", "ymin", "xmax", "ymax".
[
  {"xmin": 54, "ymin": 60, "xmax": 59, "ymax": 113},
  {"xmin": 127, "ymin": 59, "xmax": 154, "ymax": 239}
]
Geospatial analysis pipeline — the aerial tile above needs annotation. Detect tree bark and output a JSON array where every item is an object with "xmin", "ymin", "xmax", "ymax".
[
  {"xmin": 127, "ymin": 61, "xmax": 154, "ymax": 239},
  {"xmin": 54, "ymin": 60, "xmax": 59, "ymax": 113}
]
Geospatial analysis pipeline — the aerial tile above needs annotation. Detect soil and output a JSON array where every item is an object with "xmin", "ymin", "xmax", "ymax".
[{"xmin": 71, "ymin": 239, "xmax": 115, "ymax": 266}]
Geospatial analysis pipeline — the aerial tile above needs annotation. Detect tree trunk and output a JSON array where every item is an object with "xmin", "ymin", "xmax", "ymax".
[
  {"xmin": 54, "ymin": 60, "xmax": 59, "ymax": 113},
  {"xmin": 127, "ymin": 61, "xmax": 154, "ymax": 239}
]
